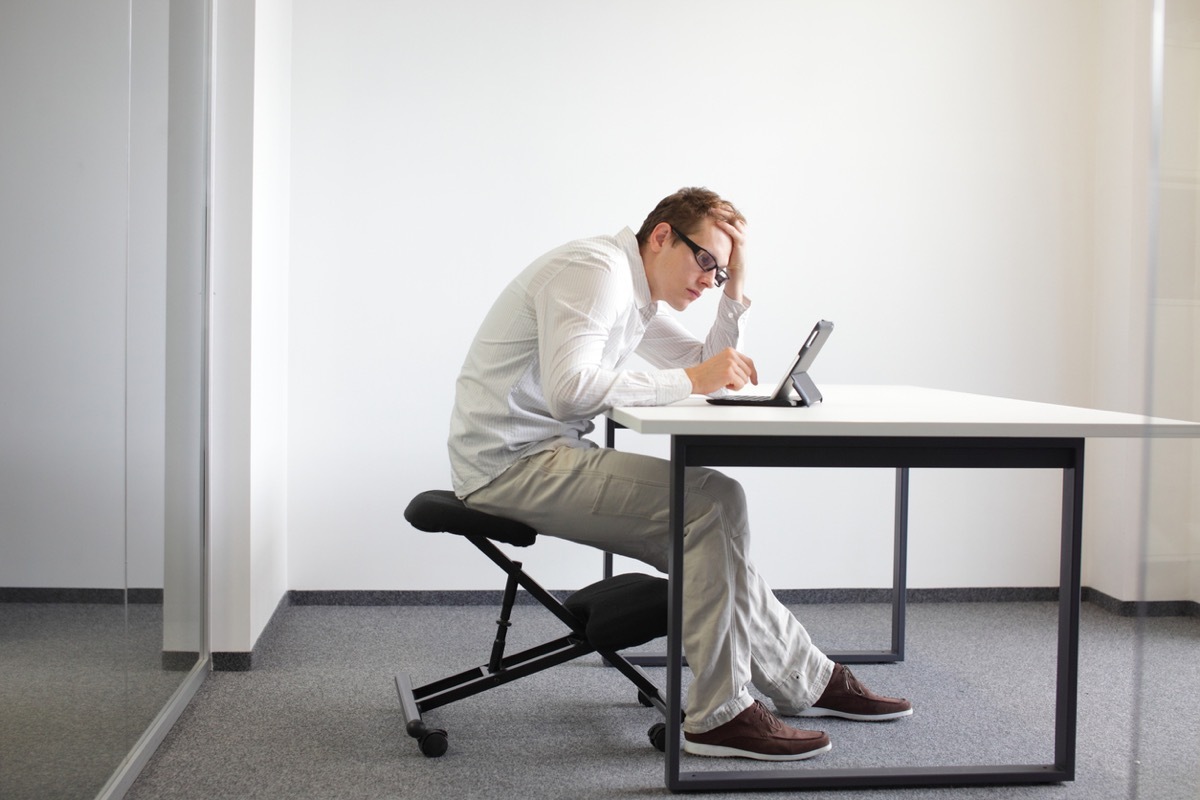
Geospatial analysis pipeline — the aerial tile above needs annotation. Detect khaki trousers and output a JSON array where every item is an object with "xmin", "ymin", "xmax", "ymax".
[{"xmin": 464, "ymin": 444, "xmax": 833, "ymax": 733}]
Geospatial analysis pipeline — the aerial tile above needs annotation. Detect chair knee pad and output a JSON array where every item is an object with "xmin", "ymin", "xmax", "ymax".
[{"xmin": 564, "ymin": 573, "xmax": 669, "ymax": 651}]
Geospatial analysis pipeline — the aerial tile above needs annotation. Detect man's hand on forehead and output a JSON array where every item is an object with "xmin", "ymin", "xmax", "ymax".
[{"xmin": 711, "ymin": 214, "xmax": 747, "ymax": 303}]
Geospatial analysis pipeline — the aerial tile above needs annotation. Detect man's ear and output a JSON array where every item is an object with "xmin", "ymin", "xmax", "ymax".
[{"xmin": 648, "ymin": 221, "xmax": 673, "ymax": 252}]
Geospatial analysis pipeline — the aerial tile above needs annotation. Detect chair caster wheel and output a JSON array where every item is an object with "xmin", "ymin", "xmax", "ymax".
[
  {"xmin": 419, "ymin": 729, "xmax": 448, "ymax": 757},
  {"xmin": 637, "ymin": 690, "xmax": 653, "ymax": 708},
  {"xmin": 407, "ymin": 720, "xmax": 449, "ymax": 757},
  {"xmin": 648, "ymin": 722, "xmax": 667, "ymax": 753}
]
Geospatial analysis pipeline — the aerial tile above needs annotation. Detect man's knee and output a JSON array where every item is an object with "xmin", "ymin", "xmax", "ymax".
[
  {"xmin": 688, "ymin": 469, "xmax": 749, "ymax": 533},
  {"xmin": 697, "ymin": 468, "xmax": 745, "ymax": 504}
]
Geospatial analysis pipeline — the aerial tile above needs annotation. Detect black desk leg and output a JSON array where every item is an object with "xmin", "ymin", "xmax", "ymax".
[
  {"xmin": 892, "ymin": 466, "xmax": 909, "ymax": 661},
  {"xmin": 825, "ymin": 465, "xmax": 908, "ymax": 664},
  {"xmin": 664, "ymin": 435, "xmax": 688, "ymax": 790},
  {"xmin": 1054, "ymin": 450, "xmax": 1084, "ymax": 779}
]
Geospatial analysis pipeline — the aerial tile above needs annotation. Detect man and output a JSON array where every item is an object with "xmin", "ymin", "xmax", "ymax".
[{"xmin": 449, "ymin": 187, "xmax": 911, "ymax": 761}]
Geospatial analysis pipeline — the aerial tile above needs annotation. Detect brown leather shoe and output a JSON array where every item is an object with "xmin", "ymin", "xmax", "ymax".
[
  {"xmin": 683, "ymin": 700, "xmax": 831, "ymax": 761},
  {"xmin": 795, "ymin": 663, "xmax": 913, "ymax": 721}
]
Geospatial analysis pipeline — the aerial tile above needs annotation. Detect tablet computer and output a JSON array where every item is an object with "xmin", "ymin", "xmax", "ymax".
[{"xmin": 706, "ymin": 319, "xmax": 833, "ymax": 407}]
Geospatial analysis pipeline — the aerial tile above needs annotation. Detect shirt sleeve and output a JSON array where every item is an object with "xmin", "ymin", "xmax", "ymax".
[
  {"xmin": 636, "ymin": 292, "xmax": 751, "ymax": 372},
  {"xmin": 533, "ymin": 262, "xmax": 693, "ymax": 420}
]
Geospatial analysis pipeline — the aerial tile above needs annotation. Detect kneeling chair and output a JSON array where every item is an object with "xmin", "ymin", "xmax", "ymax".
[{"xmin": 396, "ymin": 490, "xmax": 672, "ymax": 757}]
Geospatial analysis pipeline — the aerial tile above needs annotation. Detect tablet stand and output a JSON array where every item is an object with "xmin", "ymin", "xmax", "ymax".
[{"xmin": 790, "ymin": 371, "xmax": 823, "ymax": 406}]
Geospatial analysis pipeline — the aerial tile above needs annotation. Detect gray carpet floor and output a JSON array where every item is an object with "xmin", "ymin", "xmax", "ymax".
[
  {"xmin": 122, "ymin": 601, "xmax": 1200, "ymax": 800},
  {"xmin": 0, "ymin": 603, "xmax": 196, "ymax": 800}
]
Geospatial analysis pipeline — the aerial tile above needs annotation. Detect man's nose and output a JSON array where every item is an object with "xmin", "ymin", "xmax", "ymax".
[{"xmin": 698, "ymin": 269, "xmax": 716, "ymax": 289}]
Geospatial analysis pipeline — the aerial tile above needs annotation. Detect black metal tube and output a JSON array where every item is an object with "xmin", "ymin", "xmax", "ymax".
[{"xmin": 488, "ymin": 565, "xmax": 521, "ymax": 673}]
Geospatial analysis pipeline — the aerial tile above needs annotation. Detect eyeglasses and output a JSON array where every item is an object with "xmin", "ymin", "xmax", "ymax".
[{"xmin": 672, "ymin": 226, "xmax": 729, "ymax": 288}]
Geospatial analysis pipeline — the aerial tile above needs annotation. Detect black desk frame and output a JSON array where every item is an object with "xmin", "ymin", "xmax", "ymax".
[{"xmin": 607, "ymin": 419, "xmax": 1084, "ymax": 792}]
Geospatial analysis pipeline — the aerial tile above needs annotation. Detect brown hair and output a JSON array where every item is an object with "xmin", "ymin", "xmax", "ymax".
[{"xmin": 635, "ymin": 187, "xmax": 746, "ymax": 246}]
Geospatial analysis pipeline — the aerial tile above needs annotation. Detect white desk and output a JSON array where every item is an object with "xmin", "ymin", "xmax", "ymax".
[{"xmin": 607, "ymin": 385, "xmax": 1200, "ymax": 793}]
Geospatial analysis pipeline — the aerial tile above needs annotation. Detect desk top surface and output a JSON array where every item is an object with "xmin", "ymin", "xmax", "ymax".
[{"xmin": 609, "ymin": 385, "xmax": 1200, "ymax": 439}]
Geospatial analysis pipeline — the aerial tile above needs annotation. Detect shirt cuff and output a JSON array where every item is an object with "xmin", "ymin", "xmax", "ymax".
[{"xmin": 718, "ymin": 292, "xmax": 750, "ymax": 327}]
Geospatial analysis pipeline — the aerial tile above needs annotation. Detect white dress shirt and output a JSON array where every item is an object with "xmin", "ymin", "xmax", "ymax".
[{"xmin": 449, "ymin": 227, "xmax": 749, "ymax": 497}]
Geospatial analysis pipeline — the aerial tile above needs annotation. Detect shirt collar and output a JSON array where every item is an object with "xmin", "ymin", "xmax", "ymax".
[{"xmin": 616, "ymin": 227, "xmax": 654, "ymax": 312}]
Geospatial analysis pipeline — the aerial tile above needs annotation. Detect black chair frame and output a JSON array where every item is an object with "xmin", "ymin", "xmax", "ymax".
[{"xmin": 396, "ymin": 491, "xmax": 671, "ymax": 758}]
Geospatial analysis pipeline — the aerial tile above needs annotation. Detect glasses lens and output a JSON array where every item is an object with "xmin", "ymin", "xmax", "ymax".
[{"xmin": 675, "ymin": 227, "xmax": 726, "ymax": 285}]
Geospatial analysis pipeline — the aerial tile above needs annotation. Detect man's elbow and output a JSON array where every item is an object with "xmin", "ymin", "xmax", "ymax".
[
  {"xmin": 546, "ymin": 393, "xmax": 589, "ymax": 421},
  {"xmin": 545, "ymin": 373, "xmax": 601, "ymax": 420}
]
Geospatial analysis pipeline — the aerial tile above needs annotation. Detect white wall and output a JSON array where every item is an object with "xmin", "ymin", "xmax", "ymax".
[
  {"xmin": 1084, "ymin": 0, "xmax": 1156, "ymax": 603},
  {"xmin": 7, "ymin": 0, "xmax": 1189, "ymax": 624},
  {"xmin": 0, "ymin": 0, "xmax": 130, "ymax": 589},
  {"xmin": 284, "ymin": 0, "xmax": 1111, "ymax": 594},
  {"xmin": 208, "ymin": 0, "xmax": 293, "ymax": 652},
  {"xmin": 1145, "ymin": 0, "xmax": 1200, "ymax": 603},
  {"xmin": 1083, "ymin": 0, "xmax": 1200, "ymax": 605},
  {"xmin": 209, "ymin": 0, "xmax": 257, "ymax": 650},
  {"xmin": 129, "ymin": 0, "xmax": 171, "ymax": 590},
  {"xmin": 0, "ymin": 0, "xmax": 212, "ymax": 613},
  {"xmin": 249, "ymin": 0, "xmax": 293, "ymax": 641}
]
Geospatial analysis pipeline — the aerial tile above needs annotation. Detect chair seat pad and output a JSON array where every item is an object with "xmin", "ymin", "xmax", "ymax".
[
  {"xmin": 564, "ymin": 573, "xmax": 669, "ymax": 651},
  {"xmin": 404, "ymin": 490, "xmax": 537, "ymax": 547}
]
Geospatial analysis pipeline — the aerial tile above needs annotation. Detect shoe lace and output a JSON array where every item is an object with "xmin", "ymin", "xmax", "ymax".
[
  {"xmin": 839, "ymin": 666, "xmax": 868, "ymax": 698},
  {"xmin": 749, "ymin": 700, "xmax": 786, "ymax": 732}
]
